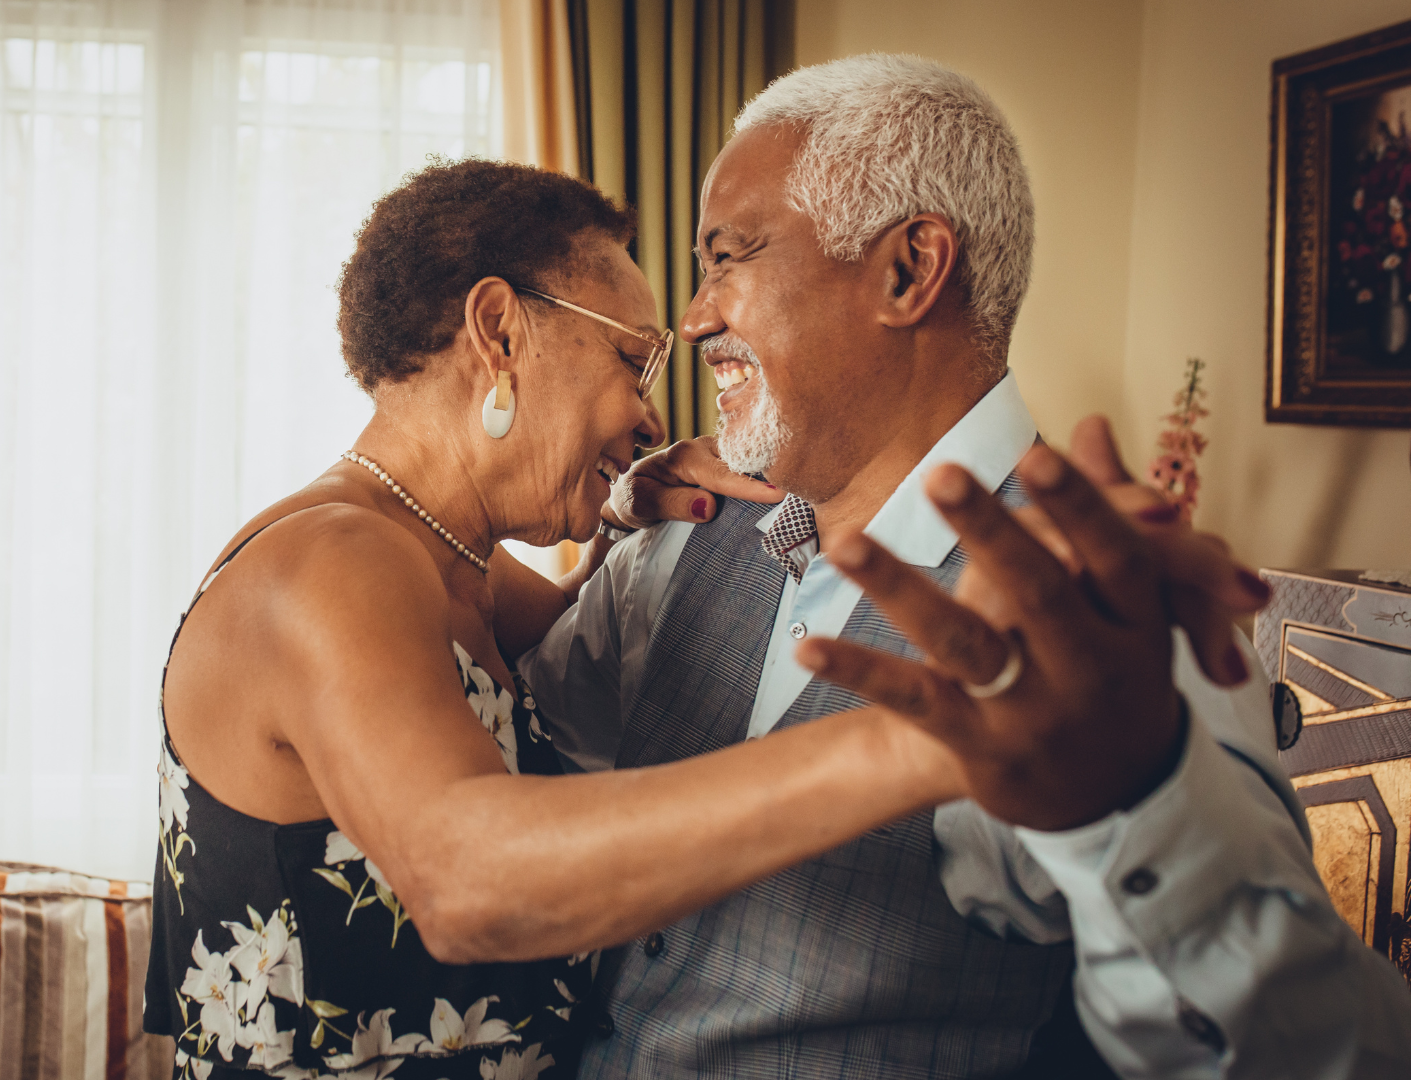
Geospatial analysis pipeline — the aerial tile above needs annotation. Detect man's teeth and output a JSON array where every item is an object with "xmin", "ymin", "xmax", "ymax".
[
  {"xmin": 713, "ymin": 364, "xmax": 756, "ymax": 390},
  {"xmin": 595, "ymin": 456, "xmax": 620, "ymax": 483}
]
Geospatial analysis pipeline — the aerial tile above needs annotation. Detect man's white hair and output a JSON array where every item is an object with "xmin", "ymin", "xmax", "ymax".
[{"xmin": 734, "ymin": 53, "xmax": 1034, "ymax": 372}]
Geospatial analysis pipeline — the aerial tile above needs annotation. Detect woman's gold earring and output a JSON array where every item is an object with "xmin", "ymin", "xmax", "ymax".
[{"xmin": 482, "ymin": 370, "xmax": 515, "ymax": 439}]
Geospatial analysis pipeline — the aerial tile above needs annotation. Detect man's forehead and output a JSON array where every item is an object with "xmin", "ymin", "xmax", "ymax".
[{"xmin": 697, "ymin": 124, "xmax": 801, "ymax": 240}]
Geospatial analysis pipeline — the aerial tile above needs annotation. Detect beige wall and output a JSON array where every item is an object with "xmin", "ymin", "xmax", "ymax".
[
  {"xmin": 797, "ymin": 0, "xmax": 1411, "ymax": 571},
  {"xmin": 1124, "ymin": 0, "xmax": 1411, "ymax": 570},
  {"xmin": 797, "ymin": 0, "xmax": 1145, "ymax": 454}
]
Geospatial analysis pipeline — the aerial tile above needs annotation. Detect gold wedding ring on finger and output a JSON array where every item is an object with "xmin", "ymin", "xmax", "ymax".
[{"xmin": 960, "ymin": 635, "xmax": 1025, "ymax": 699}]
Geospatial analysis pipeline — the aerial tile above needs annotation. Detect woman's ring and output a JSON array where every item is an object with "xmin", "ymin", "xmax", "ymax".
[{"xmin": 961, "ymin": 636, "xmax": 1024, "ymax": 699}]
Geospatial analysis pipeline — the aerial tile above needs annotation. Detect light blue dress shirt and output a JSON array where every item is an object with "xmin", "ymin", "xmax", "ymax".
[{"xmin": 521, "ymin": 372, "xmax": 1411, "ymax": 1077}]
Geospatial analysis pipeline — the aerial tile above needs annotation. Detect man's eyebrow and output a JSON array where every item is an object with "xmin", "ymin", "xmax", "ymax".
[{"xmin": 695, "ymin": 225, "xmax": 746, "ymax": 257}]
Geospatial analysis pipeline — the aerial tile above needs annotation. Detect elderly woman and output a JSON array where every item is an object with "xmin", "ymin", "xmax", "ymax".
[{"xmin": 143, "ymin": 159, "xmax": 963, "ymax": 1080}]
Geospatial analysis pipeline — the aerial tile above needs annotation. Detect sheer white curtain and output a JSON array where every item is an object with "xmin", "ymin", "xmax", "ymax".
[{"xmin": 0, "ymin": 0, "xmax": 510, "ymax": 881}]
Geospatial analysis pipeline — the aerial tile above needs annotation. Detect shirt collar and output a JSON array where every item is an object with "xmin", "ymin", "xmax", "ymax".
[{"xmin": 755, "ymin": 370, "xmax": 1037, "ymax": 568}]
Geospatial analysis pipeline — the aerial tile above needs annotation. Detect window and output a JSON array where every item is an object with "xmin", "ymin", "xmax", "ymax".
[{"xmin": 0, "ymin": 0, "xmax": 507, "ymax": 880}]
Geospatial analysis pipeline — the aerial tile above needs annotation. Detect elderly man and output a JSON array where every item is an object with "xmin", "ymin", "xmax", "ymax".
[{"xmin": 521, "ymin": 55, "xmax": 1411, "ymax": 1078}]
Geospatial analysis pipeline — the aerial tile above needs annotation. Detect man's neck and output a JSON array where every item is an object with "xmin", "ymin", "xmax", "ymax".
[{"xmin": 811, "ymin": 375, "xmax": 998, "ymax": 553}]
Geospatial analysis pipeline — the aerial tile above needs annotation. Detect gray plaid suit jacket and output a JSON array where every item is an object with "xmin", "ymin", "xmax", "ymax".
[{"xmin": 578, "ymin": 487, "xmax": 1095, "ymax": 1080}]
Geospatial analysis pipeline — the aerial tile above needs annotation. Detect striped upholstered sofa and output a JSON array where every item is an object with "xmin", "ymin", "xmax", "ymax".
[{"xmin": 0, "ymin": 863, "xmax": 172, "ymax": 1079}]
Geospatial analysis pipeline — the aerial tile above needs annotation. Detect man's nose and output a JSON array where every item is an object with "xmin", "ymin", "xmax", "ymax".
[
  {"xmin": 635, "ymin": 394, "xmax": 667, "ymax": 450},
  {"xmin": 681, "ymin": 281, "xmax": 724, "ymax": 346}
]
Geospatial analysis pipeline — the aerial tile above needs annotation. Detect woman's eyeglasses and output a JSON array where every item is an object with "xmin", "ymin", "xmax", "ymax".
[{"xmin": 517, "ymin": 288, "xmax": 673, "ymax": 399}]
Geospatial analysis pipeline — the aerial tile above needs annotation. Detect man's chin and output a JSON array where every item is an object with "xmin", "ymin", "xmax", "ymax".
[{"xmin": 717, "ymin": 423, "xmax": 784, "ymax": 477}]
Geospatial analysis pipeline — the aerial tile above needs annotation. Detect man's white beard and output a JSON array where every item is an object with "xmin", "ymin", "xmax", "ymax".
[{"xmin": 716, "ymin": 364, "xmax": 792, "ymax": 476}]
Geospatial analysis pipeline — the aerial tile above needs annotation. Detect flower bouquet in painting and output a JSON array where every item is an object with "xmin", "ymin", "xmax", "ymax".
[{"xmin": 1332, "ymin": 108, "xmax": 1411, "ymax": 367}]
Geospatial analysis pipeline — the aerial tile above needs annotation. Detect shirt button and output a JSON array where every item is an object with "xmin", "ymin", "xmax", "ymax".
[
  {"xmin": 789, "ymin": 621, "xmax": 807, "ymax": 640},
  {"xmin": 643, "ymin": 932, "xmax": 664, "ymax": 957},
  {"xmin": 1121, "ymin": 868, "xmax": 1159, "ymax": 896},
  {"xmin": 1177, "ymin": 998, "xmax": 1226, "ymax": 1052}
]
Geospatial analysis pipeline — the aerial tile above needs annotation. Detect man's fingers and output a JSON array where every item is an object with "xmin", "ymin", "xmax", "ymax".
[
  {"xmin": 1009, "ymin": 506, "xmax": 1080, "ymax": 574},
  {"xmin": 826, "ymin": 531, "xmax": 1013, "ymax": 686},
  {"xmin": 923, "ymin": 465, "xmax": 1093, "ymax": 646},
  {"xmin": 1168, "ymin": 584, "xmax": 1249, "ymax": 686},
  {"xmin": 1068, "ymin": 415, "xmax": 1134, "ymax": 485},
  {"xmin": 794, "ymin": 637, "xmax": 973, "ymax": 741},
  {"xmin": 1141, "ymin": 527, "xmax": 1269, "ymax": 614},
  {"xmin": 1011, "ymin": 446, "xmax": 1163, "ymax": 627}
]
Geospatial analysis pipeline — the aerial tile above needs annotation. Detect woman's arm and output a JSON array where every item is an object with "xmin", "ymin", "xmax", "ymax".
[
  {"xmin": 490, "ymin": 437, "xmax": 782, "ymax": 659},
  {"xmin": 272, "ymin": 509, "xmax": 961, "ymax": 966}
]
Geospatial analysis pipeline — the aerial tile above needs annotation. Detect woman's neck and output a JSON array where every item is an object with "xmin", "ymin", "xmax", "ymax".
[{"xmin": 350, "ymin": 408, "xmax": 498, "ymax": 568}]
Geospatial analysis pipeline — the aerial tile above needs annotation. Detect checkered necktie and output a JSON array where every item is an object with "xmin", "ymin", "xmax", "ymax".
[{"xmin": 760, "ymin": 494, "xmax": 818, "ymax": 585}]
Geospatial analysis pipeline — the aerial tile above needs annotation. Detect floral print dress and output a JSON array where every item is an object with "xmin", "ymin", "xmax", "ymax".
[{"xmin": 144, "ymin": 526, "xmax": 594, "ymax": 1080}]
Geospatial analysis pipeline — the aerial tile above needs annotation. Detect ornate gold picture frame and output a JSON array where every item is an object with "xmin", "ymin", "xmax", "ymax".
[{"xmin": 1267, "ymin": 19, "xmax": 1411, "ymax": 427}]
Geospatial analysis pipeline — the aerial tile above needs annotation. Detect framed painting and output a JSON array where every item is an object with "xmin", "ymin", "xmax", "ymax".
[{"xmin": 1268, "ymin": 19, "xmax": 1411, "ymax": 427}]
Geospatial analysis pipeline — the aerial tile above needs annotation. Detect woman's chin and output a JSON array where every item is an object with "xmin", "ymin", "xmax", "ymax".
[{"xmin": 565, "ymin": 499, "xmax": 603, "ymax": 544}]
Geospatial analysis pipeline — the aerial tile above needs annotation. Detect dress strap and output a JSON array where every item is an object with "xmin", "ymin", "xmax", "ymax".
[{"xmin": 162, "ymin": 510, "xmax": 315, "ymax": 695}]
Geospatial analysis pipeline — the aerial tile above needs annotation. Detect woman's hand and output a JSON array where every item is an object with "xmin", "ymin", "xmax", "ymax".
[
  {"xmin": 605, "ymin": 436, "xmax": 784, "ymax": 529},
  {"xmin": 794, "ymin": 443, "xmax": 1201, "ymax": 832}
]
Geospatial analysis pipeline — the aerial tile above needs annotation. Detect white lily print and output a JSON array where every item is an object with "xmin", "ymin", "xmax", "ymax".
[
  {"xmin": 174, "ymin": 1048, "xmax": 213, "ymax": 1080},
  {"xmin": 325, "ymin": 831, "xmax": 389, "ymax": 890},
  {"xmin": 317, "ymin": 830, "xmax": 411, "ymax": 947},
  {"xmin": 159, "ymin": 741, "xmax": 191, "ymax": 833},
  {"xmin": 158, "ymin": 741, "xmax": 197, "ymax": 912},
  {"xmin": 178, "ymin": 930, "xmax": 239, "ymax": 1061},
  {"xmin": 455, "ymin": 644, "xmax": 519, "ymax": 773},
  {"xmin": 321, "ymin": 1008, "xmax": 430, "ymax": 1080},
  {"xmin": 224, "ymin": 905, "xmax": 304, "ymax": 1009},
  {"xmin": 238, "ymin": 1001, "xmax": 297, "ymax": 1072},
  {"xmin": 478, "ymin": 1043, "xmax": 554, "ymax": 1080},
  {"xmin": 551, "ymin": 978, "xmax": 577, "ymax": 1022},
  {"xmin": 428, "ymin": 996, "xmax": 520, "ymax": 1051}
]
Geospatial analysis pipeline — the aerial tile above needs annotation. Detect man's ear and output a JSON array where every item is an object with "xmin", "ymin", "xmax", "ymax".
[
  {"xmin": 463, "ymin": 277, "xmax": 526, "ymax": 382},
  {"xmin": 875, "ymin": 214, "xmax": 959, "ymax": 328}
]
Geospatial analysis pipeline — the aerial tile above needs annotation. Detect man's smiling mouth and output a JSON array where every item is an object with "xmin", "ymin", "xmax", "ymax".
[{"xmin": 712, "ymin": 360, "xmax": 756, "ymax": 390}]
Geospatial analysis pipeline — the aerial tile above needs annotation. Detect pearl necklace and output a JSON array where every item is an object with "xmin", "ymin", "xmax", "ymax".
[{"xmin": 341, "ymin": 451, "xmax": 490, "ymax": 573}]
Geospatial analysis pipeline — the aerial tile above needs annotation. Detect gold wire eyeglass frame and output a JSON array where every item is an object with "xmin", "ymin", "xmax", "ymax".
[{"xmin": 517, "ymin": 288, "xmax": 673, "ymax": 399}]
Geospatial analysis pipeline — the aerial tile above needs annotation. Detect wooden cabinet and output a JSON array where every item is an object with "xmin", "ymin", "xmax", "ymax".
[{"xmin": 1255, "ymin": 570, "xmax": 1411, "ymax": 984}]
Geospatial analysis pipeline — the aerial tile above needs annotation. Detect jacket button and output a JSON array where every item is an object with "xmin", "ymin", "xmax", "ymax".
[
  {"xmin": 592, "ymin": 1009, "xmax": 615, "ymax": 1038},
  {"xmin": 1121, "ymin": 868, "xmax": 1158, "ymax": 896},
  {"xmin": 643, "ymin": 931, "xmax": 664, "ymax": 957},
  {"xmin": 1178, "ymin": 998, "xmax": 1226, "ymax": 1052}
]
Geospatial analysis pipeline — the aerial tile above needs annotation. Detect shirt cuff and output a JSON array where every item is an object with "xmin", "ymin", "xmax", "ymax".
[{"xmin": 1015, "ymin": 704, "xmax": 1315, "ymax": 946}]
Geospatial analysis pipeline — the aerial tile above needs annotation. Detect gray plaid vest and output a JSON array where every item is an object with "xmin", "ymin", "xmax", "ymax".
[{"xmin": 580, "ymin": 486, "xmax": 1085, "ymax": 1080}]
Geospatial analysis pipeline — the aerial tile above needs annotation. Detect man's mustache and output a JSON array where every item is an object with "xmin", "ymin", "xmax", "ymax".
[{"xmin": 698, "ymin": 333, "xmax": 760, "ymax": 367}]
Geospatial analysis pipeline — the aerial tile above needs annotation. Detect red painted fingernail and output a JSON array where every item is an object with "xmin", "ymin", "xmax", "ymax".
[
  {"xmin": 1136, "ymin": 503, "xmax": 1180, "ymax": 524},
  {"xmin": 765, "ymin": 484, "xmax": 777, "ymax": 489},
  {"xmin": 1236, "ymin": 569, "xmax": 1271, "ymax": 602},
  {"xmin": 1225, "ymin": 643, "xmax": 1249, "ymax": 684},
  {"xmin": 691, "ymin": 497, "xmax": 708, "ymax": 519}
]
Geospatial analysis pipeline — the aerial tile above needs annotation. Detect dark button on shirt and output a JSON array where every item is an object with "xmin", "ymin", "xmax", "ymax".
[
  {"xmin": 643, "ymin": 931, "xmax": 665, "ymax": 957},
  {"xmin": 1121, "ymin": 867, "xmax": 1159, "ymax": 896}
]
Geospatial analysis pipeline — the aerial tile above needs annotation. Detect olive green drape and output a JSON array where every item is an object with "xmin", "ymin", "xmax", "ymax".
[{"xmin": 567, "ymin": 0, "xmax": 795, "ymax": 443}]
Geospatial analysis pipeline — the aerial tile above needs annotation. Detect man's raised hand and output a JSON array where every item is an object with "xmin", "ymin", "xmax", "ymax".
[{"xmin": 795, "ymin": 444, "xmax": 1187, "ymax": 832}]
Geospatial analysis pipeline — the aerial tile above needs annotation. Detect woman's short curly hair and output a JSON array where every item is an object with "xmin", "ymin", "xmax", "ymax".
[{"xmin": 337, "ymin": 157, "xmax": 636, "ymax": 392}]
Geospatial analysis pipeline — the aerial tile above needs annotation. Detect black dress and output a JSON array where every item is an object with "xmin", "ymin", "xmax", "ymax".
[{"xmin": 144, "ymin": 524, "xmax": 593, "ymax": 1080}]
